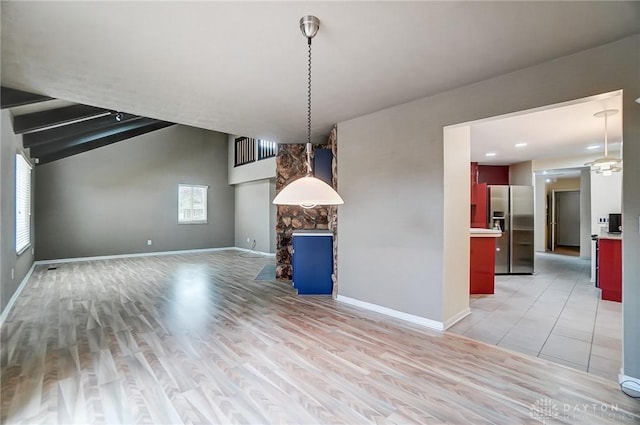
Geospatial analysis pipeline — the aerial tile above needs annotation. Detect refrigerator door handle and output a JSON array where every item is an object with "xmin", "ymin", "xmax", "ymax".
[{"xmin": 509, "ymin": 188, "xmax": 513, "ymax": 272}]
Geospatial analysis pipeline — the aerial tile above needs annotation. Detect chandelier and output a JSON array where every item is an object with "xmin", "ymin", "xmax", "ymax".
[{"xmin": 585, "ymin": 109, "xmax": 622, "ymax": 176}]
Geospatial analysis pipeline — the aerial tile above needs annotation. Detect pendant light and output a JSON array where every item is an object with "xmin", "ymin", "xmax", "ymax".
[
  {"xmin": 272, "ymin": 15, "xmax": 344, "ymax": 209},
  {"xmin": 585, "ymin": 109, "xmax": 622, "ymax": 176}
]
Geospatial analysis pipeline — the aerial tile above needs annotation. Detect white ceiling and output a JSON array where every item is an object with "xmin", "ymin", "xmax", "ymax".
[
  {"xmin": 470, "ymin": 92, "xmax": 623, "ymax": 165},
  {"xmin": 2, "ymin": 2, "xmax": 639, "ymax": 146}
]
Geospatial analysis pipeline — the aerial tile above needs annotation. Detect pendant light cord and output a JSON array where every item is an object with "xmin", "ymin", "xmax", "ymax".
[{"xmin": 305, "ymin": 37, "xmax": 313, "ymax": 176}]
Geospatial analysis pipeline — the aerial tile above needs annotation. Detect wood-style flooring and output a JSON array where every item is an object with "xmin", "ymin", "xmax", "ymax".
[{"xmin": 1, "ymin": 250, "xmax": 638, "ymax": 424}]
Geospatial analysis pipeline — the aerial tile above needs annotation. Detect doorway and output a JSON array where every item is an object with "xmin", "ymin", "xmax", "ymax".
[
  {"xmin": 552, "ymin": 189, "xmax": 580, "ymax": 256},
  {"xmin": 443, "ymin": 90, "xmax": 623, "ymax": 380}
]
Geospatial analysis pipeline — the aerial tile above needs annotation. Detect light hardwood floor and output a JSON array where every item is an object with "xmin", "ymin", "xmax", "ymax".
[{"xmin": 1, "ymin": 250, "xmax": 638, "ymax": 424}]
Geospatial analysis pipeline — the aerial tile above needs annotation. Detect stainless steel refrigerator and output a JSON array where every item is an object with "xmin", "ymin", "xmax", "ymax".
[{"xmin": 488, "ymin": 185, "xmax": 534, "ymax": 274}]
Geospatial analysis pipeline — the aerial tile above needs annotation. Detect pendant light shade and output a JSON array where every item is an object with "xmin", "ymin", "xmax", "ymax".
[
  {"xmin": 272, "ymin": 175, "xmax": 344, "ymax": 208},
  {"xmin": 586, "ymin": 156, "xmax": 622, "ymax": 176},
  {"xmin": 273, "ymin": 15, "xmax": 344, "ymax": 208},
  {"xmin": 585, "ymin": 109, "xmax": 622, "ymax": 176}
]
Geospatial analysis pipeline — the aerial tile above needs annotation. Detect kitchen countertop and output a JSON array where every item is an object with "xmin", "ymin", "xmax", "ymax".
[
  {"xmin": 470, "ymin": 228, "xmax": 502, "ymax": 238},
  {"xmin": 598, "ymin": 232, "xmax": 622, "ymax": 240},
  {"xmin": 292, "ymin": 230, "xmax": 333, "ymax": 236}
]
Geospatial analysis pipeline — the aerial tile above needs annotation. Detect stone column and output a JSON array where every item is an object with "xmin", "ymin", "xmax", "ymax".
[{"xmin": 274, "ymin": 126, "xmax": 338, "ymax": 292}]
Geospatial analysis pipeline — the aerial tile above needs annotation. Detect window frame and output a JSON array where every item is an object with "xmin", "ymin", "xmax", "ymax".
[
  {"xmin": 178, "ymin": 184, "xmax": 209, "ymax": 224},
  {"xmin": 15, "ymin": 152, "xmax": 33, "ymax": 255}
]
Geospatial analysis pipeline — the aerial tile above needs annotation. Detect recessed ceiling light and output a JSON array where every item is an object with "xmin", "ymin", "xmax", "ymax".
[
  {"xmin": 545, "ymin": 178, "xmax": 551, "ymax": 183},
  {"xmin": 636, "ymin": 97, "xmax": 640, "ymax": 104},
  {"xmin": 542, "ymin": 170, "xmax": 547, "ymax": 175},
  {"xmin": 587, "ymin": 145, "xmax": 600, "ymax": 150},
  {"xmin": 485, "ymin": 152, "xmax": 497, "ymax": 157},
  {"xmin": 515, "ymin": 142, "xmax": 527, "ymax": 148}
]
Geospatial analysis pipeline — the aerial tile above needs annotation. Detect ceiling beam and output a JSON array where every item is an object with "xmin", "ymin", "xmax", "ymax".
[
  {"xmin": 31, "ymin": 119, "xmax": 175, "ymax": 165},
  {"xmin": 23, "ymin": 112, "xmax": 138, "ymax": 149},
  {"xmin": 13, "ymin": 104, "xmax": 111, "ymax": 134},
  {"xmin": 1, "ymin": 86, "xmax": 54, "ymax": 109}
]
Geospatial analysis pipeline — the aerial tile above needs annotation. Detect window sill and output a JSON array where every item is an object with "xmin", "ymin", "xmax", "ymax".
[
  {"xmin": 16, "ymin": 244, "xmax": 31, "ymax": 256},
  {"xmin": 178, "ymin": 221, "xmax": 208, "ymax": 225}
]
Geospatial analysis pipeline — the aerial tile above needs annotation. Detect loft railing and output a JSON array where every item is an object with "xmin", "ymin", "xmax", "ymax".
[
  {"xmin": 258, "ymin": 139, "xmax": 277, "ymax": 160},
  {"xmin": 234, "ymin": 137, "xmax": 277, "ymax": 167}
]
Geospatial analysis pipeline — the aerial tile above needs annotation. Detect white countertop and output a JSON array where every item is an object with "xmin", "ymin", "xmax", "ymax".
[
  {"xmin": 470, "ymin": 228, "xmax": 502, "ymax": 238},
  {"xmin": 292, "ymin": 230, "xmax": 333, "ymax": 236},
  {"xmin": 598, "ymin": 232, "xmax": 622, "ymax": 240}
]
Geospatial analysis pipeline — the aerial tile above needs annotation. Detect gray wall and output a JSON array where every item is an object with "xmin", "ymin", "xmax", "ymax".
[
  {"xmin": 35, "ymin": 125, "xmax": 234, "ymax": 260},
  {"xmin": 234, "ymin": 179, "xmax": 274, "ymax": 253},
  {"xmin": 269, "ymin": 179, "xmax": 276, "ymax": 253},
  {"xmin": 339, "ymin": 102, "xmax": 444, "ymax": 319},
  {"xmin": 1, "ymin": 110, "xmax": 35, "ymax": 313},
  {"xmin": 338, "ymin": 35, "xmax": 640, "ymax": 378}
]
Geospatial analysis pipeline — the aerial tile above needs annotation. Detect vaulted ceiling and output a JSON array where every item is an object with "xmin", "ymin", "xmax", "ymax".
[
  {"xmin": 2, "ymin": 2, "xmax": 639, "ymax": 150},
  {"xmin": 1, "ymin": 87, "xmax": 174, "ymax": 164}
]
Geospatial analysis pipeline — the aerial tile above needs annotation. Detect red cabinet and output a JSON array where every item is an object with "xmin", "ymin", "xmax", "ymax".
[
  {"xmin": 470, "ymin": 183, "xmax": 487, "ymax": 228},
  {"xmin": 470, "ymin": 236, "xmax": 497, "ymax": 294},
  {"xmin": 470, "ymin": 163, "xmax": 488, "ymax": 228},
  {"xmin": 598, "ymin": 238, "xmax": 622, "ymax": 302}
]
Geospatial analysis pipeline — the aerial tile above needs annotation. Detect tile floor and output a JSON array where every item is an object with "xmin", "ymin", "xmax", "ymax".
[{"xmin": 448, "ymin": 252, "xmax": 622, "ymax": 381}]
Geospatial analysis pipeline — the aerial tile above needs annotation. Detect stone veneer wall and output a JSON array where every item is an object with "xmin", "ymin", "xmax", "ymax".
[{"xmin": 275, "ymin": 126, "xmax": 338, "ymax": 294}]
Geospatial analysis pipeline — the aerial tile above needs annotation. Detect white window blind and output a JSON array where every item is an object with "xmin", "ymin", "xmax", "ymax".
[
  {"xmin": 178, "ymin": 184, "xmax": 208, "ymax": 224},
  {"xmin": 15, "ymin": 153, "xmax": 32, "ymax": 254}
]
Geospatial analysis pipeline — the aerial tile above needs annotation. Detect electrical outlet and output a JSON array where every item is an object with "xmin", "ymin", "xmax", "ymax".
[
  {"xmin": 11, "ymin": 268, "xmax": 14, "ymax": 280},
  {"xmin": 147, "ymin": 239, "xmax": 152, "ymax": 246},
  {"xmin": 597, "ymin": 216, "xmax": 608, "ymax": 224}
]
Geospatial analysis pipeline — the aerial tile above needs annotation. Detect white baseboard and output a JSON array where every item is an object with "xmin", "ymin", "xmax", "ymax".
[
  {"xmin": 443, "ymin": 307, "xmax": 471, "ymax": 330},
  {"xmin": 35, "ymin": 246, "xmax": 274, "ymax": 265},
  {"xmin": 336, "ymin": 295, "xmax": 445, "ymax": 331},
  {"xmin": 0, "ymin": 262, "xmax": 36, "ymax": 327},
  {"xmin": 234, "ymin": 247, "xmax": 276, "ymax": 257},
  {"xmin": 619, "ymin": 371, "xmax": 640, "ymax": 396}
]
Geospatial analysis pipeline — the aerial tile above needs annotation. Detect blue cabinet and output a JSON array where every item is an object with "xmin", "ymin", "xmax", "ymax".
[
  {"xmin": 292, "ymin": 232, "xmax": 333, "ymax": 295},
  {"xmin": 313, "ymin": 148, "xmax": 333, "ymax": 186}
]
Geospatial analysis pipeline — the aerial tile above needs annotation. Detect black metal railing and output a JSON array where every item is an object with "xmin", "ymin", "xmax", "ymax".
[
  {"xmin": 234, "ymin": 137, "xmax": 277, "ymax": 167},
  {"xmin": 258, "ymin": 139, "xmax": 277, "ymax": 160}
]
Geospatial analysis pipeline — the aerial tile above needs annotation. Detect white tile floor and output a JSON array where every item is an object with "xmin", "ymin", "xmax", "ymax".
[{"xmin": 449, "ymin": 252, "xmax": 622, "ymax": 381}]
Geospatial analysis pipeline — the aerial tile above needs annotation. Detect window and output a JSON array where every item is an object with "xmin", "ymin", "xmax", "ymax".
[
  {"xmin": 178, "ymin": 184, "xmax": 208, "ymax": 224},
  {"xmin": 15, "ymin": 153, "xmax": 32, "ymax": 254}
]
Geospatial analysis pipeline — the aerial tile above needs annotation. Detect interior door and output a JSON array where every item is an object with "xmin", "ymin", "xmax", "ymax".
[{"xmin": 555, "ymin": 190, "xmax": 580, "ymax": 247}]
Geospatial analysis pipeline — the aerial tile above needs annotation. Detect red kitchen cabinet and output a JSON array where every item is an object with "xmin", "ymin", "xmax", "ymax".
[
  {"xmin": 470, "ymin": 183, "xmax": 487, "ymax": 228},
  {"xmin": 598, "ymin": 238, "xmax": 622, "ymax": 302},
  {"xmin": 470, "ymin": 236, "xmax": 496, "ymax": 294}
]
